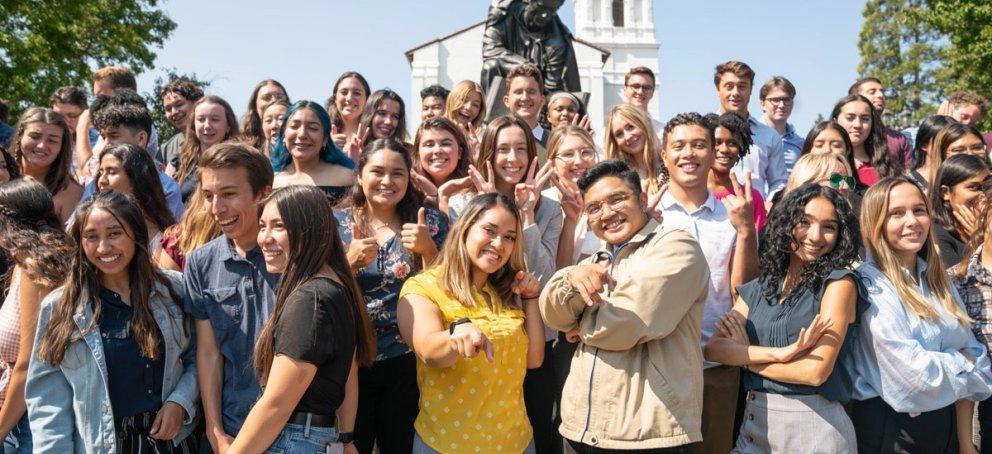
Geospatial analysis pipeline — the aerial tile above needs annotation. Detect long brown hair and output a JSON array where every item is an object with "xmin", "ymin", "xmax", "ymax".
[
  {"xmin": 0, "ymin": 179, "xmax": 70, "ymax": 288},
  {"xmin": 37, "ymin": 192, "xmax": 185, "ymax": 366},
  {"xmin": 412, "ymin": 116, "xmax": 470, "ymax": 186},
  {"xmin": 253, "ymin": 186, "xmax": 375, "ymax": 383},
  {"xmin": 177, "ymin": 96, "xmax": 239, "ymax": 185},
  {"xmin": 10, "ymin": 107, "xmax": 74, "ymax": 195},
  {"xmin": 241, "ymin": 79, "xmax": 288, "ymax": 149}
]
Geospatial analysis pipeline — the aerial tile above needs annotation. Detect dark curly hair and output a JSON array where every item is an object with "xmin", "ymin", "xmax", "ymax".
[
  {"xmin": 0, "ymin": 179, "xmax": 71, "ymax": 288},
  {"xmin": 703, "ymin": 112, "xmax": 752, "ymax": 160},
  {"xmin": 758, "ymin": 182, "xmax": 861, "ymax": 300}
]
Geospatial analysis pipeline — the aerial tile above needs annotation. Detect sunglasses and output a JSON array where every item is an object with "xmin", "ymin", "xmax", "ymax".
[{"xmin": 828, "ymin": 173, "xmax": 855, "ymax": 189}]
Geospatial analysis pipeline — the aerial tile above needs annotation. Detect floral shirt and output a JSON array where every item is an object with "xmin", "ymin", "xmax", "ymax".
[
  {"xmin": 951, "ymin": 246, "xmax": 992, "ymax": 357},
  {"xmin": 334, "ymin": 207, "xmax": 448, "ymax": 361}
]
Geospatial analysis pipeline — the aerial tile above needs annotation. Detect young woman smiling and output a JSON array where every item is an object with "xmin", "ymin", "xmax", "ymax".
[
  {"xmin": 908, "ymin": 115, "xmax": 956, "ymax": 191},
  {"xmin": 9, "ymin": 107, "xmax": 82, "ymax": 223},
  {"xmin": 444, "ymin": 80, "xmax": 486, "ymax": 138},
  {"xmin": 261, "ymin": 100, "xmax": 289, "ymax": 158},
  {"xmin": 270, "ymin": 101, "xmax": 356, "ymax": 206},
  {"xmin": 830, "ymin": 95, "xmax": 901, "ymax": 186},
  {"xmin": 706, "ymin": 112, "xmax": 767, "ymax": 232},
  {"xmin": 604, "ymin": 104, "xmax": 666, "ymax": 196},
  {"xmin": 328, "ymin": 72, "xmax": 370, "ymax": 151},
  {"xmin": 335, "ymin": 139, "xmax": 448, "ymax": 453},
  {"xmin": 410, "ymin": 117, "xmax": 472, "ymax": 215},
  {"xmin": 358, "ymin": 89, "xmax": 409, "ymax": 145},
  {"xmin": 929, "ymin": 153, "xmax": 990, "ymax": 267},
  {"xmin": 173, "ymin": 95, "xmax": 239, "ymax": 202}
]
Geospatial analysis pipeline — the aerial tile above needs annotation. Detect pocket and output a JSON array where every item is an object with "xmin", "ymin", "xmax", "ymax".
[
  {"xmin": 202, "ymin": 286, "xmax": 242, "ymax": 331},
  {"xmin": 287, "ymin": 426, "xmax": 337, "ymax": 453}
]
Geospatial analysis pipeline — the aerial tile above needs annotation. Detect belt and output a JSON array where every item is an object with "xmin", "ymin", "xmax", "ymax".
[{"xmin": 287, "ymin": 411, "xmax": 336, "ymax": 428}]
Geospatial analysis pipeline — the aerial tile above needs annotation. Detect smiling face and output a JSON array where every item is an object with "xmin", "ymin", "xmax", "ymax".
[
  {"xmin": 283, "ymin": 107, "xmax": 327, "ymax": 164},
  {"xmin": 194, "ymin": 102, "xmax": 230, "ymax": 149},
  {"xmin": 553, "ymin": 134, "xmax": 596, "ymax": 183},
  {"xmin": 371, "ymin": 99, "xmax": 401, "ymax": 140},
  {"xmin": 257, "ymin": 200, "xmax": 290, "ymax": 274},
  {"xmin": 717, "ymin": 72, "xmax": 752, "ymax": 116},
  {"xmin": 623, "ymin": 73, "xmax": 655, "ymax": 109},
  {"xmin": 662, "ymin": 124, "xmax": 714, "ymax": 190},
  {"xmin": 547, "ymin": 97, "xmax": 578, "ymax": 127},
  {"xmin": 791, "ymin": 196, "xmax": 839, "ymax": 264},
  {"xmin": 811, "ymin": 127, "xmax": 848, "ymax": 156},
  {"xmin": 759, "ymin": 87, "xmax": 794, "ymax": 122},
  {"xmin": 335, "ymin": 77, "xmax": 367, "ymax": 122},
  {"xmin": 201, "ymin": 166, "xmax": 265, "ymax": 248},
  {"xmin": 454, "ymin": 91, "xmax": 483, "ymax": 127},
  {"xmin": 942, "ymin": 169, "xmax": 989, "ymax": 214},
  {"xmin": 712, "ymin": 126, "xmax": 741, "ymax": 174},
  {"xmin": 884, "ymin": 182, "xmax": 930, "ymax": 266},
  {"xmin": 162, "ymin": 92, "xmax": 192, "ymax": 130},
  {"xmin": 421, "ymin": 96, "xmax": 445, "ymax": 121},
  {"xmin": 360, "ymin": 148, "xmax": 409, "ymax": 208},
  {"xmin": 255, "ymin": 83, "xmax": 287, "ymax": 118},
  {"xmin": 19, "ymin": 122, "xmax": 63, "ymax": 172},
  {"xmin": 465, "ymin": 206, "xmax": 518, "ymax": 277},
  {"xmin": 835, "ymin": 101, "xmax": 872, "ymax": 149},
  {"xmin": 493, "ymin": 125, "xmax": 530, "ymax": 187},
  {"xmin": 610, "ymin": 113, "xmax": 645, "ymax": 158},
  {"xmin": 503, "ymin": 76, "xmax": 545, "ymax": 125},
  {"xmin": 583, "ymin": 175, "xmax": 648, "ymax": 245},
  {"xmin": 81, "ymin": 207, "xmax": 136, "ymax": 279},
  {"xmin": 97, "ymin": 154, "xmax": 134, "ymax": 196},
  {"xmin": 418, "ymin": 128, "xmax": 461, "ymax": 184},
  {"xmin": 262, "ymin": 104, "xmax": 287, "ymax": 143}
]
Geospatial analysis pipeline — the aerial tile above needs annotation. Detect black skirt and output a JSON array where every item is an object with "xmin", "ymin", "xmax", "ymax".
[{"xmin": 851, "ymin": 396, "xmax": 958, "ymax": 454}]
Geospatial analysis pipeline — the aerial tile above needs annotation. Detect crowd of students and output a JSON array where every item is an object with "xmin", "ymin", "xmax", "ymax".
[{"xmin": 0, "ymin": 58, "xmax": 991, "ymax": 454}]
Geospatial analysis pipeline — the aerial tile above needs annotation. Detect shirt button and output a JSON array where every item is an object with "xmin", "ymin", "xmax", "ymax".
[
  {"xmin": 145, "ymin": 364, "xmax": 150, "ymax": 369},
  {"xmin": 748, "ymin": 414, "xmax": 754, "ymax": 421},
  {"xmin": 147, "ymin": 390, "xmax": 152, "ymax": 394}
]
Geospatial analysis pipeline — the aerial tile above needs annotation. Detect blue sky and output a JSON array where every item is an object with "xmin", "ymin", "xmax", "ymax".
[{"xmin": 138, "ymin": 0, "xmax": 866, "ymax": 134}]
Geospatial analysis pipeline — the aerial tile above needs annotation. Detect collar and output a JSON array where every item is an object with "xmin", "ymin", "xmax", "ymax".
[
  {"xmin": 592, "ymin": 218, "xmax": 659, "ymax": 259},
  {"xmin": 965, "ymin": 246, "xmax": 992, "ymax": 286},
  {"xmin": 759, "ymin": 114, "xmax": 796, "ymax": 137},
  {"xmin": 866, "ymin": 254, "xmax": 928, "ymax": 280},
  {"xmin": 660, "ymin": 188, "xmax": 716, "ymax": 213},
  {"xmin": 219, "ymin": 237, "xmax": 262, "ymax": 262},
  {"xmin": 532, "ymin": 123, "xmax": 544, "ymax": 140}
]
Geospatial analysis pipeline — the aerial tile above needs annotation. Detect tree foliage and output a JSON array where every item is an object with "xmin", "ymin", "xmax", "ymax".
[
  {"xmin": 142, "ymin": 68, "xmax": 211, "ymax": 140},
  {"xmin": 857, "ymin": 0, "xmax": 948, "ymax": 128},
  {"xmin": 925, "ymin": 0, "xmax": 992, "ymax": 129},
  {"xmin": 0, "ymin": 0, "xmax": 175, "ymax": 116}
]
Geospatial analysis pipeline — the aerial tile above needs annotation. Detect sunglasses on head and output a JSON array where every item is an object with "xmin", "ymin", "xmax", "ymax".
[{"xmin": 828, "ymin": 173, "xmax": 855, "ymax": 189}]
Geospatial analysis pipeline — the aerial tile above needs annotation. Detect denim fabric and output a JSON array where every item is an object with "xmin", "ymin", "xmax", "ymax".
[
  {"xmin": 3, "ymin": 413, "xmax": 30, "ymax": 454},
  {"xmin": 266, "ymin": 422, "xmax": 340, "ymax": 454}
]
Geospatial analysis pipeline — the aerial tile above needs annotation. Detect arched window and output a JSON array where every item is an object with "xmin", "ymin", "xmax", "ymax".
[{"xmin": 612, "ymin": 0, "xmax": 624, "ymax": 27}]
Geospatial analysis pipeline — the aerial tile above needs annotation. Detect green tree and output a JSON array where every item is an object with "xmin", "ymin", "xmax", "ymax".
[
  {"xmin": 857, "ymin": 0, "xmax": 947, "ymax": 128},
  {"xmin": 142, "ymin": 69, "xmax": 210, "ymax": 140},
  {"xmin": 925, "ymin": 0, "xmax": 992, "ymax": 129},
  {"xmin": 0, "ymin": 0, "xmax": 175, "ymax": 117}
]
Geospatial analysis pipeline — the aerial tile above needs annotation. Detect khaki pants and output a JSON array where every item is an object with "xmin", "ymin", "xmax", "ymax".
[{"xmin": 692, "ymin": 366, "xmax": 740, "ymax": 454}]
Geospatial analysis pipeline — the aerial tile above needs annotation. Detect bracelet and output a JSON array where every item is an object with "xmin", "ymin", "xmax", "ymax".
[
  {"xmin": 448, "ymin": 317, "xmax": 472, "ymax": 334},
  {"xmin": 521, "ymin": 294, "xmax": 540, "ymax": 300},
  {"xmin": 337, "ymin": 432, "xmax": 354, "ymax": 444}
]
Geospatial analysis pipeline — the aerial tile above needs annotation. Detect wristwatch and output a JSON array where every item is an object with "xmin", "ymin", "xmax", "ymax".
[
  {"xmin": 449, "ymin": 317, "xmax": 472, "ymax": 334},
  {"xmin": 337, "ymin": 432, "xmax": 354, "ymax": 444}
]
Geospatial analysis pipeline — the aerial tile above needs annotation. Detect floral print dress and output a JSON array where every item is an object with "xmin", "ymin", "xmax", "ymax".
[{"xmin": 334, "ymin": 207, "xmax": 448, "ymax": 361}]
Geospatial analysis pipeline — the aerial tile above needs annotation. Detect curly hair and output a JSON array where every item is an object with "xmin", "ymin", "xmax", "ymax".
[
  {"xmin": 758, "ymin": 183, "xmax": 861, "ymax": 300},
  {"xmin": 703, "ymin": 111, "xmax": 752, "ymax": 160},
  {"xmin": 0, "ymin": 179, "xmax": 71, "ymax": 288}
]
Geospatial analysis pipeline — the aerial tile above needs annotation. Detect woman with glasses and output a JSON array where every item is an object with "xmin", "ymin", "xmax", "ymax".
[
  {"xmin": 706, "ymin": 112, "xmax": 768, "ymax": 232},
  {"xmin": 934, "ymin": 122, "xmax": 990, "ymax": 165},
  {"xmin": 542, "ymin": 125, "xmax": 600, "ymax": 269},
  {"xmin": 930, "ymin": 153, "xmax": 990, "ymax": 267}
]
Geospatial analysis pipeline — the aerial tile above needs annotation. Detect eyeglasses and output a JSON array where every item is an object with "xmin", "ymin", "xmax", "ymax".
[
  {"xmin": 584, "ymin": 191, "xmax": 633, "ymax": 220},
  {"xmin": 556, "ymin": 148, "xmax": 597, "ymax": 162},
  {"xmin": 259, "ymin": 93, "xmax": 287, "ymax": 103},
  {"xmin": 765, "ymin": 96, "xmax": 793, "ymax": 105},
  {"xmin": 828, "ymin": 173, "xmax": 855, "ymax": 189},
  {"xmin": 626, "ymin": 83, "xmax": 654, "ymax": 93},
  {"xmin": 949, "ymin": 143, "xmax": 988, "ymax": 155}
]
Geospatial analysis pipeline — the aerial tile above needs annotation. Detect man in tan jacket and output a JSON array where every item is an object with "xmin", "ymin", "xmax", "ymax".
[{"xmin": 540, "ymin": 159, "xmax": 710, "ymax": 453}]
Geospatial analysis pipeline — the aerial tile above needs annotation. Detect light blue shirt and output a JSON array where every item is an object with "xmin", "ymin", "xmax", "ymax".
[
  {"xmin": 732, "ymin": 115, "xmax": 788, "ymax": 199},
  {"xmin": 852, "ymin": 258, "xmax": 992, "ymax": 412},
  {"xmin": 762, "ymin": 117, "xmax": 804, "ymax": 174}
]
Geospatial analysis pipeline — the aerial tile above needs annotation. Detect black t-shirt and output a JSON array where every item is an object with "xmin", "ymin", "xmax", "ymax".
[{"xmin": 273, "ymin": 276, "xmax": 356, "ymax": 416}]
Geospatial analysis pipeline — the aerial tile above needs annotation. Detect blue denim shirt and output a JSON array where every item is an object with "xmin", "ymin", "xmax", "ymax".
[
  {"xmin": 81, "ymin": 170, "xmax": 186, "ymax": 221},
  {"xmin": 852, "ymin": 258, "xmax": 992, "ymax": 412},
  {"xmin": 183, "ymin": 236, "xmax": 277, "ymax": 435},
  {"xmin": 26, "ymin": 270, "xmax": 200, "ymax": 453},
  {"xmin": 732, "ymin": 115, "xmax": 788, "ymax": 199},
  {"xmin": 781, "ymin": 122, "xmax": 805, "ymax": 174}
]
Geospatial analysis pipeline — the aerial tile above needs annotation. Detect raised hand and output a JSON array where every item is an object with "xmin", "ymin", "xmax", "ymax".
[
  {"xmin": 774, "ymin": 314, "xmax": 832, "ymax": 363},
  {"xmin": 514, "ymin": 159, "xmax": 555, "ymax": 225},
  {"xmin": 551, "ymin": 174, "xmax": 583, "ymax": 222},
  {"xmin": 460, "ymin": 123, "xmax": 482, "ymax": 163},
  {"xmin": 401, "ymin": 208, "xmax": 437, "ymax": 256},
  {"xmin": 411, "ymin": 171, "xmax": 439, "ymax": 198},
  {"xmin": 449, "ymin": 320, "xmax": 495, "ymax": 362},
  {"xmin": 345, "ymin": 123, "xmax": 370, "ymax": 162},
  {"xmin": 511, "ymin": 270, "xmax": 541, "ymax": 299},
  {"xmin": 437, "ymin": 175, "xmax": 474, "ymax": 215},
  {"xmin": 566, "ymin": 263, "xmax": 614, "ymax": 306},
  {"xmin": 468, "ymin": 162, "xmax": 498, "ymax": 194},
  {"xmin": 570, "ymin": 113, "xmax": 593, "ymax": 135},
  {"xmin": 331, "ymin": 123, "xmax": 347, "ymax": 150},
  {"xmin": 722, "ymin": 171, "xmax": 755, "ymax": 233},
  {"xmin": 645, "ymin": 183, "xmax": 668, "ymax": 223},
  {"xmin": 952, "ymin": 199, "xmax": 985, "ymax": 242}
]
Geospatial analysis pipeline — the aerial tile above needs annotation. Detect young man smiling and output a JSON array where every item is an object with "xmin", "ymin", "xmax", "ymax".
[
  {"xmin": 658, "ymin": 112, "xmax": 758, "ymax": 454},
  {"xmin": 503, "ymin": 63, "xmax": 549, "ymax": 153},
  {"xmin": 183, "ymin": 143, "xmax": 277, "ymax": 454},
  {"xmin": 758, "ymin": 76, "xmax": 803, "ymax": 174},
  {"xmin": 158, "ymin": 77, "xmax": 204, "ymax": 170},
  {"xmin": 540, "ymin": 159, "xmax": 710, "ymax": 452},
  {"xmin": 623, "ymin": 66, "xmax": 665, "ymax": 137}
]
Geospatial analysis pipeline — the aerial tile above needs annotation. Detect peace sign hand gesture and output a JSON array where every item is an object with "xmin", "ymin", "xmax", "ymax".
[
  {"xmin": 514, "ymin": 160, "xmax": 555, "ymax": 226},
  {"xmin": 460, "ymin": 123, "xmax": 482, "ymax": 163},
  {"xmin": 644, "ymin": 184, "xmax": 668, "ymax": 224},
  {"xmin": 570, "ymin": 114, "xmax": 594, "ymax": 136},
  {"xmin": 722, "ymin": 171, "xmax": 755, "ymax": 234},
  {"xmin": 345, "ymin": 123, "xmax": 370, "ymax": 162},
  {"xmin": 468, "ymin": 162, "xmax": 498, "ymax": 194},
  {"xmin": 551, "ymin": 173, "xmax": 583, "ymax": 222}
]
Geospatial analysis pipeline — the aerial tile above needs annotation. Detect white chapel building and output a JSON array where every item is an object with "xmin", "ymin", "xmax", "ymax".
[{"xmin": 405, "ymin": 0, "xmax": 661, "ymax": 133}]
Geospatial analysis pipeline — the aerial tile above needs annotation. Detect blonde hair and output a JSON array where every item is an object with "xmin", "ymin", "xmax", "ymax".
[
  {"xmin": 445, "ymin": 80, "xmax": 486, "ymax": 136},
  {"xmin": 436, "ymin": 193, "xmax": 526, "ymax": 310},
  {"xmin": 175, "ymin": 186, "xmax": 220, "ymax": 257},
  {"xmin": 604, "ymin": 105, "xmax": 664, "ymax": 194},
  {"xmin": 785, "ymin": 153, "xmax": 853, "ymax": 194},
  {"xmin": 860, "ymin": 177, "xmax": 970, "ymax": 324},
  {"xmin": 546, "ymin": 124, "xmax": 596, "ymax": 161}
]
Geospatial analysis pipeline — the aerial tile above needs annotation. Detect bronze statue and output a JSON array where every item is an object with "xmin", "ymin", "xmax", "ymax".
[{"xmin": 480, "ymin": 0, "xmax": 581, "ymax": 95}]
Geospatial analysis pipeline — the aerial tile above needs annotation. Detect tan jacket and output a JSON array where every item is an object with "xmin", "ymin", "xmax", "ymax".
[{"xmin": 540, "ymin": 220, "xmax": 709, "ymax": 449}]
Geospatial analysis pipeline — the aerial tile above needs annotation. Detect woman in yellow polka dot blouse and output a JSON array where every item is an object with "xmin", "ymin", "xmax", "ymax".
[{"xmin": 398, "ymin": 193, "xmax": 546, "ymax": 453}]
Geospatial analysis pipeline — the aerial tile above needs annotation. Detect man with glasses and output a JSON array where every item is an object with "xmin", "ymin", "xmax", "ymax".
[
  {"xmin": 623, "ymin": 66, "xmax": 664, "ymax": 136},
  {"xmin": 540, "ymin": 158, "xmax": 710, "ymax": 452},
  {"xmin": 759, "ymin": 77, "xmax": 803, "ymax": 174}
]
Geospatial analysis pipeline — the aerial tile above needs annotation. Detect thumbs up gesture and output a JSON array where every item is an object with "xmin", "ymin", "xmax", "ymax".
[{"xmin": 401, "ymin": 208, "xmax": 437, "ymax": 257}]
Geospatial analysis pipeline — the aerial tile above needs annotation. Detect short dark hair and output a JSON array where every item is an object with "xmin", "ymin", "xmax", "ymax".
[
  {"xmin": 577, "ymin": 159, "xmax": 642, "ymax": 198},
  {"xmin": 506, "ymin": 63, "xmax": 544, "ymax": 94},
  {"xmin": 49, "ymin": 87, "xmax": 88, "ymax": 109},
  {"xmin": 848, "ymin": 77, "xmax": 882, "ymax": 96},
  {"xmin": 160, "ymin": 77, "xmax": 204, "ymax": 102},
  {"xmin": 92, "ymin": 103, "xmax": 153, "ymax": 136},
  {"xmin": 625, "ymin": 66, "xmax": 656, "ymax": 86},
  {"xmin": 662, "ymin": 112, "xmax": 715, "ymax": 149},
  {"xmin": 420, "ymin": 84, "xmax": 450, "ymax": 102},
  {"xmin": 199, "ymin": 142, "xmax": 274, "ymax": 196},
  {"xmin": 759, "ymin": 76, "xmax": 796, "ymax": 100},
  {"xmin": 713, "ymin": 61, "xmax": 755, "ymax": 87}
]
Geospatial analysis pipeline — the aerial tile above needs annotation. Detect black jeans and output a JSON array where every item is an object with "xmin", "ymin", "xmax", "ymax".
[
  {"xmin": 524, "ymin": 340, "xmax": 559, "ymax": 454},
  {"xmin": 978, "ymin": 397, "xmax": 992, "ymax": 453},
  {"xmin": 851, "ymin": 396, "xmax": 957, "ymax": 453},
  {"xmin": 354, "ymin": 353, "xmax": 419, "ymax": 454},
  {"xmin": 567, "ymin": 440, "xmax": 691, "ymax": 454}
]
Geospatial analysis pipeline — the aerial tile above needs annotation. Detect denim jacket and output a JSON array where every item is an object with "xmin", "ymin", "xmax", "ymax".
[{"xmin": 25, "ymin": 270, "xmax": 200, "ymax": 453}]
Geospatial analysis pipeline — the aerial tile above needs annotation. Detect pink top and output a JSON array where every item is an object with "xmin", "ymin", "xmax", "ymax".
[
  {"xmin": 713, "ymin": 187, "xmax": 768, "ymax": 233},
  {"xmin": 0, "ymin": 268, "xmax": 22, "ymax": 406}
]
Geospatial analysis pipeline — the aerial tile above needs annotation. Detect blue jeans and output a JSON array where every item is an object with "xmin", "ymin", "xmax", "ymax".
[
  {"xmin": 265, "ymin": 421, "xmax": 340, "ymax": 453},
  {"xmin": 413, "ymin": 433, "xmax": 535, "ymax": 454},
  {"xmin": 3, "ymin": 413, "xmax": 30, "ymax": 454}
]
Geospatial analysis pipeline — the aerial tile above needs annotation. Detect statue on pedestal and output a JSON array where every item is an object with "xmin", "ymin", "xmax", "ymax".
[{"xmin": 480, "ymin": 0, "xmax": 581, "ymax": 95}]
